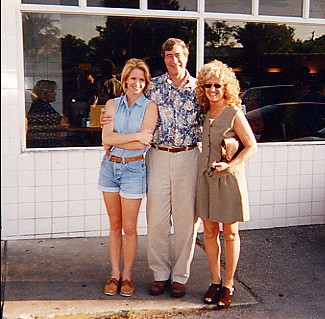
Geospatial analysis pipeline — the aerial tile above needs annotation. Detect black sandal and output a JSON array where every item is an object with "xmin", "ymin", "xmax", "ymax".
[
  {"xmin": 217, "ymin": 286, "xmax": 235, "ymax": 308},
  {"xmin": 204, "ymin": 281, "xmax": 222, "ymax": 304}
]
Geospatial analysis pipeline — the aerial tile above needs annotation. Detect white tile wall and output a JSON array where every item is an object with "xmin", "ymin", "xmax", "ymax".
[{"xmin": 1, "ymin": 0, "xmax": 325, "ymax": 240}]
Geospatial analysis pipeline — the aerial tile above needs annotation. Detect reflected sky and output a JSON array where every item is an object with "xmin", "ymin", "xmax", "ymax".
[{"xmin": 60, "ymin": 15, "xmax": 324, "ymax": 43}]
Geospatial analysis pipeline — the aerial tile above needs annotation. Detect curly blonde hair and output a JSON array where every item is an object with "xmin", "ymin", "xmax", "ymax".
[{"xmin": 196, "ymin": 60, "xmax": 241, "ymax": 113}]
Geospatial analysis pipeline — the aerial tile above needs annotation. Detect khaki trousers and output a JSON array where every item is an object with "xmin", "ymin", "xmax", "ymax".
[{"xmin": 146, "ymin": 147, "xmax": 200, "ymax": 284}]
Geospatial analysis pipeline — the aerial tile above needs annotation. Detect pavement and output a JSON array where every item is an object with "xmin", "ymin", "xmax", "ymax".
[{"xmin": 1, "ymin": 224, "xmax": 324, "ymax": 319}]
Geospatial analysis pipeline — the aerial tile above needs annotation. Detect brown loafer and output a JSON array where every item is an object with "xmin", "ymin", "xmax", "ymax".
[
  {"xmin": 120, "ymin": 279, "xmax": 134, "ymax": 297},
  {"xmin": 104, "ymin": 277, "xmax": 121, "ymax": 296},
  {"xmin": 149, "ymin": 280, "xmax": 170, "ymax": 296},
  {"xmin": 171, "ymin": 282, "xmax": 186, "ymax": 298}
]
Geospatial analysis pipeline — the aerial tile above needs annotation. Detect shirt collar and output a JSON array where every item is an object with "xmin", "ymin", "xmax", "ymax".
[
  {"xmin": 165, "ymin": 70, "xmax": 195, "ymax": 88},
  {"xmin": 120, "ymin": 93, "xmax": 146, "ymax": 107}
]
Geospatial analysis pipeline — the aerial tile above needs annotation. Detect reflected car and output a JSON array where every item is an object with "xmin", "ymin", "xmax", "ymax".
[
  {"xmin": 245, "ymin": 102, "xmax": 325, "ymax": 142},
  {"xmin": 241, "ymin": 84, "xmax": 301, "ymax": 111}
]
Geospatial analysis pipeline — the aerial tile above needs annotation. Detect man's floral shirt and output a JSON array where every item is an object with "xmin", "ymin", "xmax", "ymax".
[{"xmin": 147, "ymin": 71, "xmax": 202, "ymax": 147}]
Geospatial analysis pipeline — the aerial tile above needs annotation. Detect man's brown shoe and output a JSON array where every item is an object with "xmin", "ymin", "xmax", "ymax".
[
  {"xmin": 171, "ymin": 282, "xmax": 186, "ymax": 298},
  {"xmin": 149, "ymin": 280, "xmax": 169, "ymax": 296}
]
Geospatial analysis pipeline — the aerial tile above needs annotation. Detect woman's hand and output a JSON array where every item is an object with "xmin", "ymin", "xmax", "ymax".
[
  {"xmin": 102, "ymin": 143, "xmax": 111, "ymax": 151},
  {"xmin": 137, "ymin": 129, "xmax": 153, "ymax": 146},
  {"xmin": 209, "ymin": 161, "xmax": 229, "ymax": 176}
]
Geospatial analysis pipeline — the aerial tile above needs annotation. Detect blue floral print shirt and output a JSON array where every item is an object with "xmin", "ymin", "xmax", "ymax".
[{"xmin": 147, "ymin": 71, "xmax": 202, "ymax": 147}]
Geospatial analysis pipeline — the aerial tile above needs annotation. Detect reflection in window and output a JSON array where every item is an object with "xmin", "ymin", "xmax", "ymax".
[
  {"xmin": 22, "ymin": 12, "xmax": 324, "ymax": 148},
  {"xmin": 148, "ymin": 0, "xmax": 197, "ymax": 11},
  {"xmin": 205, "ymin": 0, "xmax": 251, "ymax": 14},
  {"xmin": 259, "ymin": 0, "xmax": 302, "ymax": 17},
  {"xmin": 310, "ymin": 0, "xmax": 325, "ymax": 19},
  {"xmin": 23, "ymin": 13, "xmax": 196, "ymax": 148},
  {"xmin": 204, "ymin": 20, "xmax": 325, "ymax": 142},
  {"xmin": 87, "ymin": 0, "xmax": 139, "ymax": 8},
  {"xmin": 22, "ymin": 0, "xmax": 78, "ymax": 4}
]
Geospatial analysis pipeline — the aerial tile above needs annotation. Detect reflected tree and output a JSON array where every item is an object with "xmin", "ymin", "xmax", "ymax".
[
  {"xmin": 89, "ymin": 16, "xmax": 196, "ymax": 75},
  {"xmin": 237, "ymin": 23, "xmax": 296, "ymax": 54},
  {"xmin": 61, "ymin": 35, "xmax": 94, "ymax": 69},
  {"xmin": 296, "ymin": 34, "xmax": 325, "ymax": 53},
  {"xmin": 99, "ymin": 0, "xmax": 182, "ymax": 10},
  {"xmin": 148, "ymin": 0, "xmax": 183, "ymax": 10},
  {"xmin": 236, "ymin": 22, "xmax": 296, "ymax": 75},
  {"xmin": 205, "ymin": 21, "xmax": 238, "ymax": 48},
  {"xmin": 23, "ymin": 13, "xmax": 61, "ymax": 78},
  {"xmin": 61, "ymin": 34, "xmax": 95, "ymax": 108},
  {"xmin": 98, "ymin": 0, "xmax": 138, "ymax": 8},
  {"xmin": 23, "ymin": 13, "xmax": 60, "ymax": 58}
]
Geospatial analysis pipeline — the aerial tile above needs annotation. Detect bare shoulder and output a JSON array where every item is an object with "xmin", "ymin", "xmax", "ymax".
[
  {"xmin": 148, "ymin": 100, "xmax": 158, "ymax": 110},
  {"xmin": 105, "ymin": 99, "xmax": 116, "ymax": 115},
  {"xmin": 234, "ymin": 107, "xmax": 247, "ymax": 122}
]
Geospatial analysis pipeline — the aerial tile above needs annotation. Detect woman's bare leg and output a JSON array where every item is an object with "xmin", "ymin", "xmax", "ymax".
[
  {"xmin": 203, "ymin": 220, "xmax": 222, "ymax": 284},
  {"xmin": 120, "ymin": 197, "xmax": 142, "ymax": 281},
  {"xmin": 222, "ymin": 222, "xmax": 240, "ymax": 289},
  {"xmin": 103, "ymin": 192, "xmax": 122, "ymax": 279}
]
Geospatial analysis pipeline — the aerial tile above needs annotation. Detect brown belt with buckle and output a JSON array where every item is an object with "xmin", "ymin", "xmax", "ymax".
[
  {"xmin": 151, "ymin": 144, "xmax": 197, "ymax": 153},
  {"xmin": 106, "ymin": 151, "xmax": 144, "ymax": 163}
]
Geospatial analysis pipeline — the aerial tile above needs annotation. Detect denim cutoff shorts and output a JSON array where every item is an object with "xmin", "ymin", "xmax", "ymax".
[{"xmin": 98, "ymin": 154, "xmax": 146, "ymax": 199}]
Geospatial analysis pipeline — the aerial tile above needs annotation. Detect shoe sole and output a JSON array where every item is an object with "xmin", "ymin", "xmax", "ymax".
[
  {"xmin": 149, "ymin": 280, "xmax": 170, "ymax": 296},
  {"xmin": 171, "ymin": 292, "xmax": 185, "ymax": 298},
  {"xmin": 149, "ymin": 289, "xmax": 165, "ymax": 296},
  {"xmin": 104, "ymin": 291, "xmax": 117, "ymax": 296},
  {"xmin": 120, "ymin": 292, "xmax": 134, "ymax": 297}
]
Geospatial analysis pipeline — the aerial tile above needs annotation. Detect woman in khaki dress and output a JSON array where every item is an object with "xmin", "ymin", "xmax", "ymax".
[{"xmin": 196, "ymin": 60, "xmax": 257, "ymax": 308}]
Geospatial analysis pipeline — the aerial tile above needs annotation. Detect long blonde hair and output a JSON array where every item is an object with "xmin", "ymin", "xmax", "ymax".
[{"xmin": 196, "ymin": 60, "xmax": 241, "ymax": 113}]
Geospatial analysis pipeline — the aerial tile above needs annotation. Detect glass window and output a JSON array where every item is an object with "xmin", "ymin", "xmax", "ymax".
[
  {"xmin": 205, "ymin": 0, "xmax": 251, "ymax": 14},
  {"xmin": 148, "ymin": 0, "xmax": 197, "ymax": 11},
  {"xmin": 259, "ymin": 0, "xmax": 302, "ymax": 17},
  {"xmin": 23, "ymin": 13, "xmax": 196, "ymax": 148},
  {"xmin": 205, "ymin": 20, "xmax": 325, "ymax": 142},
  {"xmin": 22, "ymin": 0, "xmax": 78, "ymax": 4},
  {"xmin": 310, "ymin": 0, "xmax": 325, "ymax": 19},
  {"xmin": 87, "ymin": 0, "xmax": 139, "ymax": 8}
]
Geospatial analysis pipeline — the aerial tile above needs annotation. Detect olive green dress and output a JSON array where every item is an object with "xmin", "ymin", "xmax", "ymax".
[{"xmin": 196, "ymin": 105, "xmax": 250, "ymax": 223}]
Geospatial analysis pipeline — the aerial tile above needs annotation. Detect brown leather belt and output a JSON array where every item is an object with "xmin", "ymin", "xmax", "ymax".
[
  {"xmin": 151, "ymin": 144, "xmax": 197, "ymax": 153},
  {"xmin": 106, "ymin": 151, "xmax": 144, "ymax": 163}
]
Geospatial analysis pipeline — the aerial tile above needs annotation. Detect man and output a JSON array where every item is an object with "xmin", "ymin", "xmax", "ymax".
[{"xmin": 146, "ymin": 38, "xmax": 202, "ymax": 298}]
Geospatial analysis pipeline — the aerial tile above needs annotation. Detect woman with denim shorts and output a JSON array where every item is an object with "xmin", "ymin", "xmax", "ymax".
[{"xmin": 98, "ymin": 58, "xmax": 158, "ymax": 297}]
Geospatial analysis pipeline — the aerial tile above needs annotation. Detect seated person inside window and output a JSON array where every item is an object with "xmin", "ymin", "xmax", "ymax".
[{"xmin": 27, "ymin": 79, "xmax": 70, "ymax": 148}]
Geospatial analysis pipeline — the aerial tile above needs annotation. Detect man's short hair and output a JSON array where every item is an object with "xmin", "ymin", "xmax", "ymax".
[{"xmin": 161, "ymin": 38, "xmax": 189, "ymax": 58}]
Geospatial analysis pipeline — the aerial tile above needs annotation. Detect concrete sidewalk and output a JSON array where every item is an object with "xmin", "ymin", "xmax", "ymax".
[
  {"xmin": 1, "ymin": 233, "xmax": 257, "ymax": 319},
  {"xmin": 1, "ymin": 225, "xmax": 324, "ymax": 319}
]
